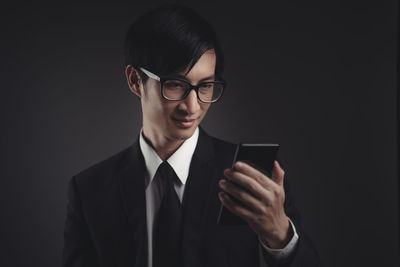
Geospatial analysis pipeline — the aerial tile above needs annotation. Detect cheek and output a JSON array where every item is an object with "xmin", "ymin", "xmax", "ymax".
[
  {"xmin": 161, "ymin": 102, "xmax": 179, "ymax": 118},
  {"xmin": 142, "ymin": 98, "xmax": 167, "ymax": 123}
]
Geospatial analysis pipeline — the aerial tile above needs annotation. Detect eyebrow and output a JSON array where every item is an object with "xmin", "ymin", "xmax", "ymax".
[{"xmin": 169, "ymin": 73, "xmax": 215, "ymax": 82}]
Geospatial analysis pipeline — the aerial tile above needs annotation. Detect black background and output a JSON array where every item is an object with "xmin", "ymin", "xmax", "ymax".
[{"xmin": 1, "ymin": 1, "xmax": 398, "ymax": 266}]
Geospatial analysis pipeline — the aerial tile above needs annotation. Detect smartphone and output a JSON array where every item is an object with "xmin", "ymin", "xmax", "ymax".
[{"xmin": 217, "ymin": 143, "xmax": 280, "ymax": 225}]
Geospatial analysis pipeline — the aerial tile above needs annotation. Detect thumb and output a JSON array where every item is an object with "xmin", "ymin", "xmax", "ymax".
[{"xmin": 271, "ymin": 160, "xmax": 285, "ymax": 187}]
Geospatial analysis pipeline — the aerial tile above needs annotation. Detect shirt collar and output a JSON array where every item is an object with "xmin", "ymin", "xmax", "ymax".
[{"xmin": 139, "ymin": 126, "xmax": 199, "ymax": 188}]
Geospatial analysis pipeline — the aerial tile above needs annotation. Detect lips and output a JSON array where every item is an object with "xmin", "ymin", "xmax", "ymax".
[
  {"xmin": 172, "ymin": 117, "xmax": 197, "ymax": 128},
  {"xmin": 172, "ymin": 117, "xmax": 196, "ymax": 122}
]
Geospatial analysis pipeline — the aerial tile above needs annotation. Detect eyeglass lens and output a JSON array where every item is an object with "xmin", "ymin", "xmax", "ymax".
[{"xmin": 162, "ymin": 80, "xmax": 223, "ymax": 102}]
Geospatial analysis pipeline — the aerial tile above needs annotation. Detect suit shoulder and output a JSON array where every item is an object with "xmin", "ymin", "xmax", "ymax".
[{"xmin": 72, "ymin": 145, "xmax": 133, "ymax": 188}]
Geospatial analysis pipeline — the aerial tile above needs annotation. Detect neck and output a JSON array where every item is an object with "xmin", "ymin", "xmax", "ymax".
[{"xmin": 141, "ymin": 126, "xmax": 185, "ymax": 161}]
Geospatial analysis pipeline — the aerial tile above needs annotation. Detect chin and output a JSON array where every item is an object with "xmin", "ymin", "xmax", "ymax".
[{"xmin": 170, "ymin": 124, "xmax": 197, "ymax": 140}]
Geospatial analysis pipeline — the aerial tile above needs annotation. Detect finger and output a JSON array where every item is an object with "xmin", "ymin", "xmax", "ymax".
[
  {"xmin": 271, "ymin": 160, "xmax": 285, "ymax": 187},
  {"xmin": 223, "ymin": 169, "xmax": 269, "ymax": 200},
  {"xmin": 218, "ymin": 191, "xmax": 254, "ymax": 220},
  {"xmin": 219, "ymin": 179, "xmax": 264, "ymax": 214},
  {"xmin": 231, "ymin": 161, "xmax": 278, "ymax": 190}
]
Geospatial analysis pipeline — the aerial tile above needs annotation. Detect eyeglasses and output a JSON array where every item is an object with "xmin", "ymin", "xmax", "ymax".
[{"xmin": 139, "ymin": 67, "xmax": 226, "ymax": 103}]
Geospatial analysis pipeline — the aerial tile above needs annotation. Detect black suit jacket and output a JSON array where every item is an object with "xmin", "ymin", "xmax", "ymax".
[{"xmin": 63, "ymin": 126, "xmax": 322, "ymax": 267}]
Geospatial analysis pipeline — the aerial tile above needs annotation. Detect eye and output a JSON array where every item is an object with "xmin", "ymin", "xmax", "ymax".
[
  {"xmin": 164, "ymin": 80, "xmax": 186, "ymax": 88},
  {"xmin": 200, "ymin": 83, "xmax": 213, "ymax": 89}
]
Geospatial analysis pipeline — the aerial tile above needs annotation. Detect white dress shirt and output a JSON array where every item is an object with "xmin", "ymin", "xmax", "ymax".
[{"xmin": 138, "ymin": 126, "xmax": 299, "ymax": 267}]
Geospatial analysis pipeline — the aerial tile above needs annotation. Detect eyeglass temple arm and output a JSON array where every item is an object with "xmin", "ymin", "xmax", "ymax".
[{"xmin": 140, "ymin": 67, "xmax": 160, "ymax": 81}]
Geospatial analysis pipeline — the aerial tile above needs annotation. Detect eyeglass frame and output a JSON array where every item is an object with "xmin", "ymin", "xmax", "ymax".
[{"xmin": 139, "ymin": 67, "xmax": 226, "ymax": 103}]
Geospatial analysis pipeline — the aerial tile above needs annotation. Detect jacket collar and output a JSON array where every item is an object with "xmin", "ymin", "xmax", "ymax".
[{"xmin": 139, "ymin": 126, "xmax": 200, "ymax": 188}]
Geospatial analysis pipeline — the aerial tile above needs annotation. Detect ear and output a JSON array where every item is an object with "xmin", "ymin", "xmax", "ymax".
[{"xmin": 125, "ymin": 65, "xmax": 143, "ymax": 98}]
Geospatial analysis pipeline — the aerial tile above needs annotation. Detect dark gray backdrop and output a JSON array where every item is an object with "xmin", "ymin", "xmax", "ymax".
[{"xmin": 1, "ymin": 1, "xmax": 398, "ymax": 267}]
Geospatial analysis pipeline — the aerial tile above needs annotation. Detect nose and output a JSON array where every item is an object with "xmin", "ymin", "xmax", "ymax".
[{"xmin": 178, "ymin": 89, "xmax": 201, "ymax": 114}]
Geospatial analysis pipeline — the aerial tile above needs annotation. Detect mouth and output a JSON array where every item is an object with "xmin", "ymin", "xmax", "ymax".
[{"xmin": 172, "ymin": 117, "xmax": 197, "ymax": 128}]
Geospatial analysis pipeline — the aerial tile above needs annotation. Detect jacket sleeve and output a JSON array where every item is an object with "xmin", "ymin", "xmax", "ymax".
[
  {"xmin": 63, "ymin": 176, "xmax": 99, "ymax": 267},
  {"xmin": 261, "ymin": 160, "xmax": 323, "ymax": 267}
]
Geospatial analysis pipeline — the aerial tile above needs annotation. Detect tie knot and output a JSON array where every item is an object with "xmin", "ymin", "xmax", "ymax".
[{"xmin": 157, "ymin": 161, "xmax": 180, "ymax": 185}]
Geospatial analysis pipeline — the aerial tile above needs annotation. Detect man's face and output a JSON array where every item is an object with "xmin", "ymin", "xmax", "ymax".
[{"xmin": 141, "ymin": 49, "xmax": 216, "ymax": 142}]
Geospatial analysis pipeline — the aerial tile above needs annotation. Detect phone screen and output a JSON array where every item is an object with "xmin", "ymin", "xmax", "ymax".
[
  {"xmin": 217, "ymin": 143, "xmax": 280, "ymax": 225},
  {"xmin": 233, "ymin": 143, "xmax": 279, "ymax": 177}
]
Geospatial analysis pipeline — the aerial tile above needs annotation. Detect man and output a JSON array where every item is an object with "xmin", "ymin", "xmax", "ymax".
[{"xmin": 63, "ymin": 4, "xmax": 322, "ymax": 267}]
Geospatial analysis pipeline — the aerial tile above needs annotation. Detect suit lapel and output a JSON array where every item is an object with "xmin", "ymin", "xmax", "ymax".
[
  {"xmin": 181, "ymin": 126, "xmax": 221, "ymax": 266},
  {"xmin": 115, "ymin": 132, "xmax": 148, "ymax": 267},
  {"xmin": 181, "ymin": 126, "xmax": 216, "ymax": 217}
]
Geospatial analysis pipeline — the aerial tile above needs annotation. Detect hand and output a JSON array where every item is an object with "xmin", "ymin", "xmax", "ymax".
[{"xmin": 218, "ymin": 160, "xmax": 292, "ymax": 249}]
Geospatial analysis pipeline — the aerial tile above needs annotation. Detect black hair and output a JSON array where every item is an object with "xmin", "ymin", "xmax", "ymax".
[{"xmin": 124, "ymin": 4, "xmax": 225, "ymax": 85}]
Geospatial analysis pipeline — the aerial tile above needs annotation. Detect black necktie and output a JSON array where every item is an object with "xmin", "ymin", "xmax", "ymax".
[{"xmin": 153, "ymin": 161, "xmax": 183, "ymax": 267}]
